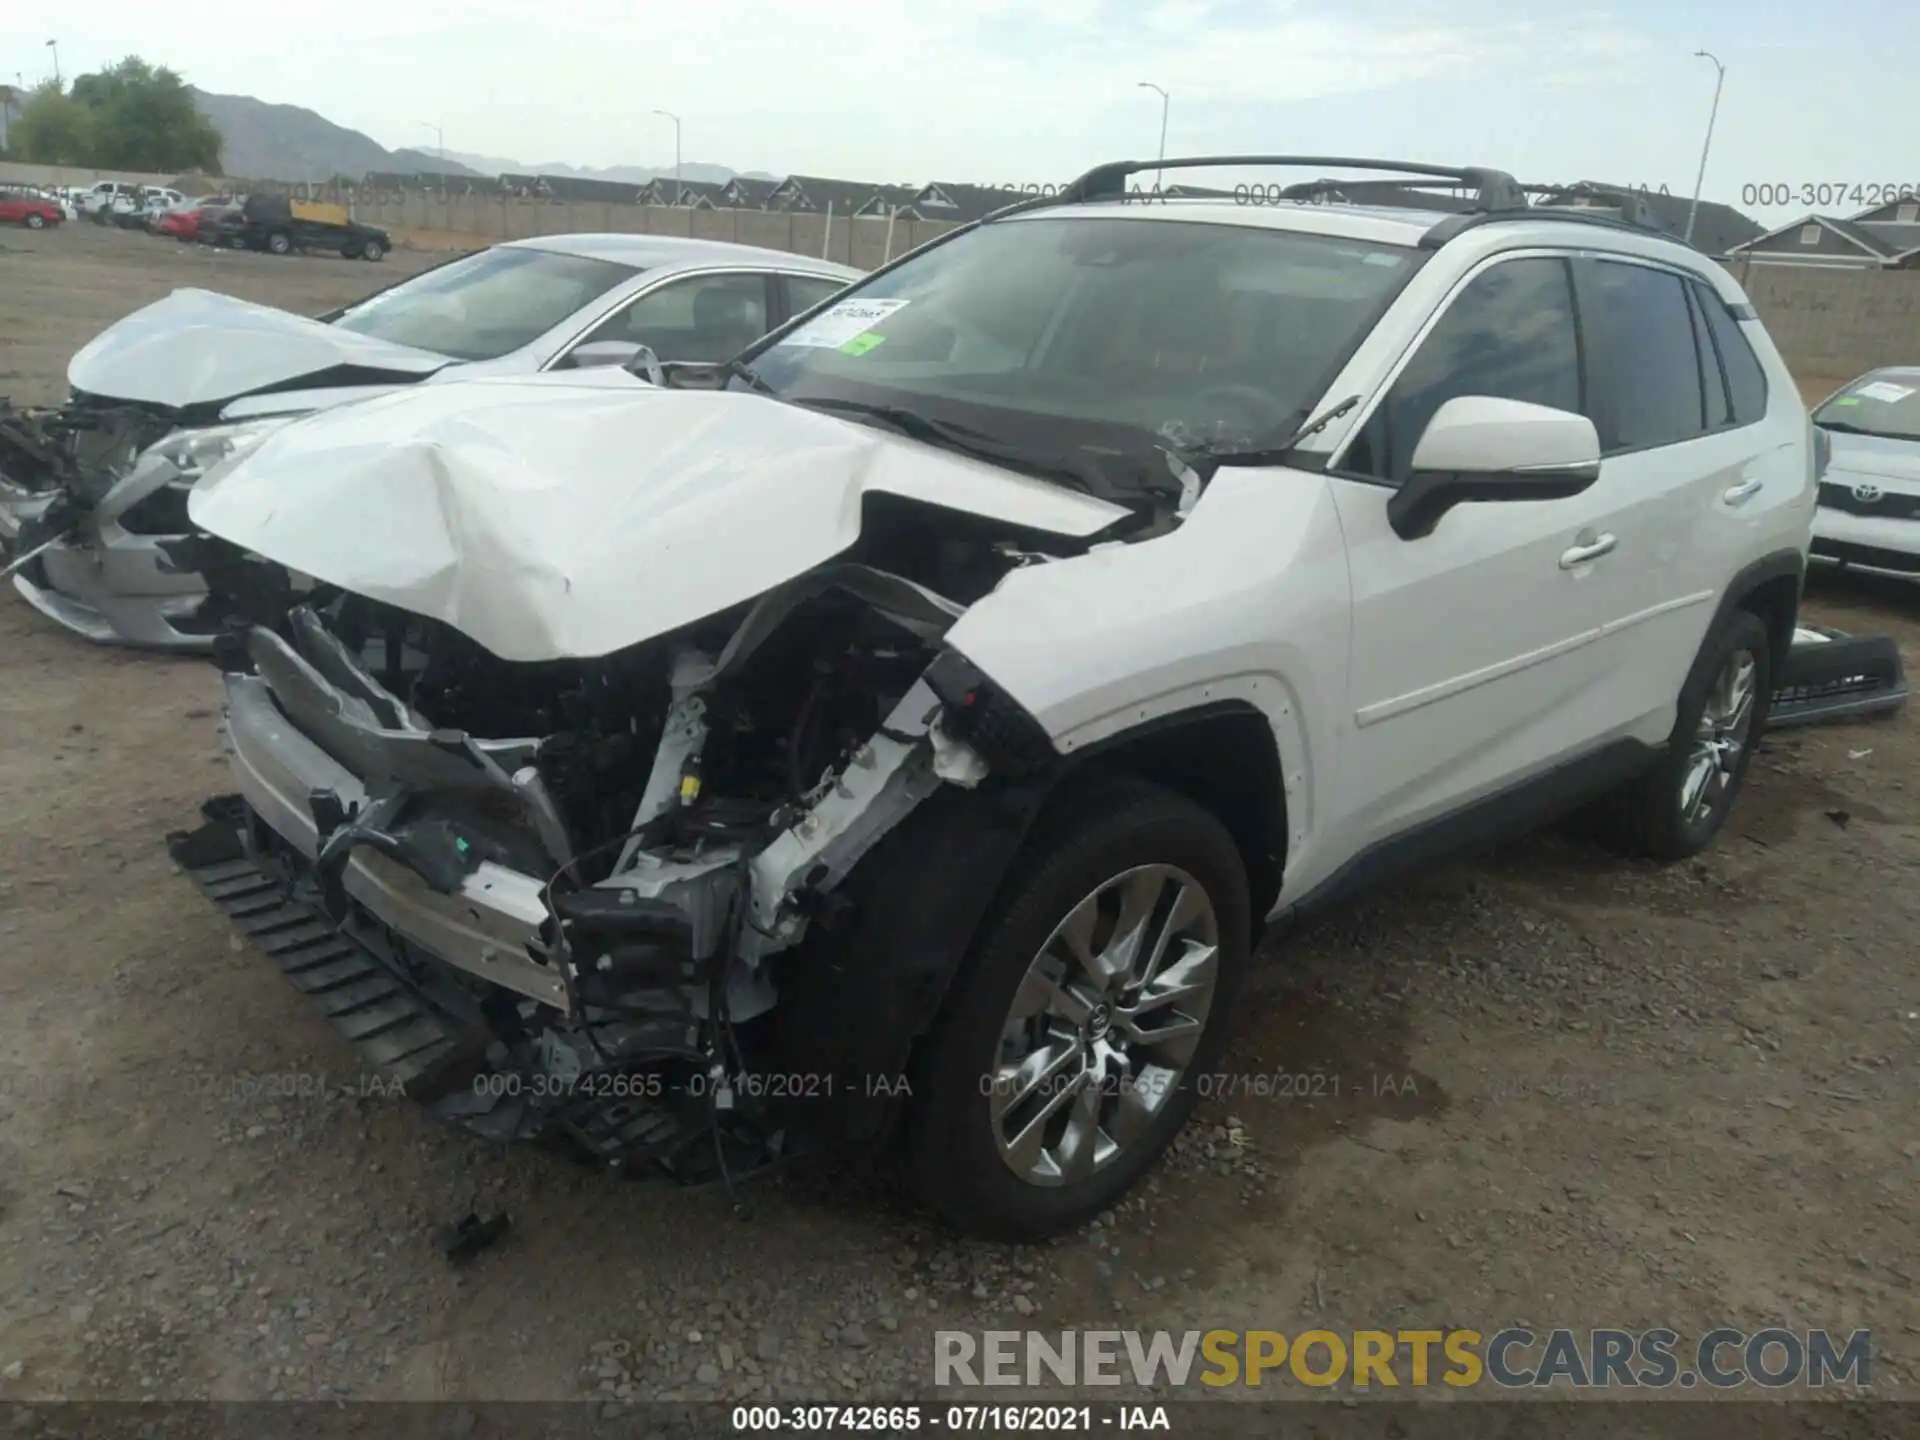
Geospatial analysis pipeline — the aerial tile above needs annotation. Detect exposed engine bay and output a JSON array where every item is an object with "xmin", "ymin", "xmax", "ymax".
[
  {"xmin": 170, "ymin": 499, "xmax": 1077, "ymax": 1186},
  {"xmin": 2, "ymin": 395, "xmax": 179, "ymax": 519}
]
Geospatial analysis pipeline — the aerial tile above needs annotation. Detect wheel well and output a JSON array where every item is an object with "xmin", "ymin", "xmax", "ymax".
[
  {"xmin": 1066, "ymin": 705, "xmax": 1287, "ymax": 918},
  {"xmin": 1736, "ymin": 572, "xmax": 1800, "ymax": 671}
]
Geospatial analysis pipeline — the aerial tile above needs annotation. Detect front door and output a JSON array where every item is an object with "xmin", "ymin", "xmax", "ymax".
[{"xmin": 1327, "ymin": 253, "xmax": 1620, "ymax": 853}]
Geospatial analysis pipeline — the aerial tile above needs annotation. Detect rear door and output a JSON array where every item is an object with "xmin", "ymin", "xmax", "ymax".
[
  {"xmin": 1570, "ymin": 256, "xmax": 1798, "ymax": 744},
  {"xmin": 1328, "ymin": 252, "xmax": 1620, "ymax": 849}
]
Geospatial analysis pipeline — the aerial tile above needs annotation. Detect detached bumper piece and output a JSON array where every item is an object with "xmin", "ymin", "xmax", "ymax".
[
  {"xmin": 1769, "ymin": 625, "xmax": 1910, "ymax": 729},
  {"xmin": 168, "ymin": 803, "xmax": 467, "ymax": 1091},
  {"xmin": 168, "ymin": 799, "xmax": 781, "ymax": 1187}
]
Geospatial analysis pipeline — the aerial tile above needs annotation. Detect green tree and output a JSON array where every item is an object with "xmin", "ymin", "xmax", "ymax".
[
  {"xmin": 12, "ymin": 81, "xmax": 95, "ymax": 166},
  {"xmin": 68, "ymin": 58, "xmax": 223, "ymax": 172}
]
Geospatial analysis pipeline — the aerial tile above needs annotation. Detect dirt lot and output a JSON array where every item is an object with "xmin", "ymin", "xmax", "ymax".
[{"xmin": 1, "ymin": 221, "xmax": 1916, "ymax": 1410}]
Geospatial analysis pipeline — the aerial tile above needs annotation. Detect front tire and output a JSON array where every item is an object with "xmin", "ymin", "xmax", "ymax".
[
  {"xmin": 25, "ymin": 213, "xmax": 46, "ymax": 230},
  {"xmin": 909, "ymin": 777, "xmax": 1251, "ymax": 1241},
  {"xmin": 266, "ymin": 230, "xmax": 292, "ymax": 255},
  {"xmin": 360, "ymin": 238, "xmax": 385, "ymax": 262},
  {"xmin": 1595, "ymin": 608, "xmax": 1772, "ymax": 861}
]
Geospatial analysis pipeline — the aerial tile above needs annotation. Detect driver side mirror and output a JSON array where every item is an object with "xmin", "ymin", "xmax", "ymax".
[
  {"xmin": 559, "ymin": 341, "xmax": 665, "ymax": 385},
  {"xmin": 1387, "ymin": 395, "xmax": 1601, "ymax": 540},
  {"xmin": 564, "ymin": 340, "xmax": 646, "ymax": 371}
]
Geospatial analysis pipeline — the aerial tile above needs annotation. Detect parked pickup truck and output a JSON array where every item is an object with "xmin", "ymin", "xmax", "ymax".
[{"xmin": 218, "ymin": 194, "xmax": 391, "ymax": 261}]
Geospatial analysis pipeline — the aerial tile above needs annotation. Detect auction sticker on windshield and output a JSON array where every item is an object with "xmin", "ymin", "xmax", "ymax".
[
  {"xmin": 786, "ymin": 298, "xmax": 912, "ymax": 348},
  {"xmin": 1854, "ymin": 381, "xmax": 1915, "ymax": 403}
]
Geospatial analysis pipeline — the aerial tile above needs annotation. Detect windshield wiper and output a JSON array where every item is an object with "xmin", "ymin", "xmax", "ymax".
[
  {"xmin": 790, "ymin": 397, "xmax": 1121, "ymax": 500},
  {"xmin": 1184, "ymin": 394, "xmax": 1365, "ymax": 468},
  {"xmin": 1816, "ymin": 419, "xmax": 1870, "ymax": 435},
  {"xmin": 725, "ymin": 358, "xmax": 776, "ymax": 395}
]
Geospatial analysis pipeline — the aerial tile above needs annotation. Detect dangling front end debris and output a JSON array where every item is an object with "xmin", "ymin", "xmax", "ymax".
[{"xmin": 166, "ymin": 375, "xmax": 1135, "ymax": 1183}]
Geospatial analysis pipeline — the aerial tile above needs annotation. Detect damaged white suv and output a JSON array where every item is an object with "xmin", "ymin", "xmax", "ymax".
[{"xmin": 167, "ymin": 157, "xmax": 1816, "ymax": 1239}]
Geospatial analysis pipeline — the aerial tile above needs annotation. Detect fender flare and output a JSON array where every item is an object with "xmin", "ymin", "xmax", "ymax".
[{"xmin": 771, "ymin": 676, "xmax": 1287, "ymax": 1153}]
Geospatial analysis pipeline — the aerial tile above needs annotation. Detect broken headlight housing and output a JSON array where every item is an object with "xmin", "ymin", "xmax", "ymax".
[
  {"xmin": 147, "ymin": 417, "xmax": 289, "ymax": 484},
  {"xmin": 111, "ymin": 419, "xmax": 293, "ymax": 536}
]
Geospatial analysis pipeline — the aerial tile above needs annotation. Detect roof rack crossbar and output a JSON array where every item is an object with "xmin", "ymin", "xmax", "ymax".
[{"xmin": 1057, "ymin": 156, "xmax": 1528, "ymax": 211}]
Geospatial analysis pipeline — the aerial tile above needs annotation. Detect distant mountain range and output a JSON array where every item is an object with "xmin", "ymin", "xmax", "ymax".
[{"xmin": 189, "ymin": 88, "xmax": 771, "ymax": 187}]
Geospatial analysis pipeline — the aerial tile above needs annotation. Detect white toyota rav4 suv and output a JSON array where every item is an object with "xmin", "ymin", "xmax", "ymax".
[{"xmin": 169, "ymin": 157, "xmax": 1816, "ymax": 1239}]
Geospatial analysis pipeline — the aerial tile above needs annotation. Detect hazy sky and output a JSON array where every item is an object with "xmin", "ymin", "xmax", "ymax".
[{"xmin": 6, "ymin": 0, "xmax": 1913, "ymax": 222}]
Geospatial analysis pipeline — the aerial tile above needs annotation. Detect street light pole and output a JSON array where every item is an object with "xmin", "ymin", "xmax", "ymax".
[
  {"xmin": 1685, "ymin": 50, "xmax": 1725, "ymax": 245},
  {"xmin": 1137, "ymin": 81, "xmax": 1169, "ymax": 191},
  {"xmin": 46, "ymin": 39, "xmax": 60, "ymax": 86},
  {"xmin": 654, "ymin": 110, "xmax": 682, "ymax": 203}
]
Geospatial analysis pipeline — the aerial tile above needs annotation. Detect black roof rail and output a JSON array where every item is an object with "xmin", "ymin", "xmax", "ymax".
[
  {"xmin": 1523, "ymin": 182, "xmax": 1672, "ymax": 231},
  {"xmin": 1270, "ymin": 176, "xmax": 1472, "ymax": 206},
  {"xmin": 1418, "ymin": 183, "xmax": 1704, "ymax": 252},
  {"xmin": 1053, "ymin": 156, "xmax": 1529, "ymax": 211}
]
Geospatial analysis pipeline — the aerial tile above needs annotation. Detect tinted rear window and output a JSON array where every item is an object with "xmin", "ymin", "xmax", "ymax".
[
  {"xmin": 1694, "ymin": 284, "xmax": 1769, "ymax": 426},
  {"xmin": 1588, "ymin": 261, "xmax": 1705, "ymax": 452}
]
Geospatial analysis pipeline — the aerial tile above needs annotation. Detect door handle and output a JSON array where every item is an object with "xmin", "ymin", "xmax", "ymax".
[
  {"xmin": 1559, "ymin": 533, "xmax": 1617, "ymax": 569},
  {"xmin": 1723, "ymin": 476, "xmax": 1763, "ymax": 506}
]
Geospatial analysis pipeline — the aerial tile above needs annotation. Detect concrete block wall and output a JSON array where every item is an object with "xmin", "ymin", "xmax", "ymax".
[
  {"xmin": 345, "ymin": 195, "xmax": 959, "ymax": 268},
  {"xmin": 1723, "ymin": 262, "xmax": 1920, "ymax": 381},
  {"xmin": 0, "ymin": 160, "xmax": 195, "ymax": 190}
]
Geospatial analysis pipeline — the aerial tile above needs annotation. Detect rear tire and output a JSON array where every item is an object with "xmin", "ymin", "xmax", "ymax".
[
  {"xmin": 25, "ymin": 213, "xmax": 46, "ymax": 230},
  {"xmin": 909, "ymin": 777, "xmax": 1252, "ymax": 1241},
  {"xmin": 1593, "ymin": 608, "xmax": 1772, "ymax": 861}
]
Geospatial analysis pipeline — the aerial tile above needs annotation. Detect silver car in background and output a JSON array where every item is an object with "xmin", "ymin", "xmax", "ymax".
[
  {"xmin": 1810, "ymin": 366, "xmax": 1920, "ymax": 579},
  {"xmin": 0, "ymin": 234, "xmax": 860, "ymax": 650}
]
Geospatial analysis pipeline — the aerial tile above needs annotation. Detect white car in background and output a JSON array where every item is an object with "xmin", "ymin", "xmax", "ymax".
[
  {"xmin": 1811, "ymin": 367, "xmax": 1920, "ymax": 577},
  {"xmin": 79, "ymin": 179, "xmax": 140, "ymax": 219}
]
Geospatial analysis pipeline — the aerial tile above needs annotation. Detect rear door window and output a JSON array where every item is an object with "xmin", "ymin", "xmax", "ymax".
[
  {"xmin": 1693, "ymin": 283, "xmax": 1770, "ymax": 426},
  {"xmin": 1585, "ymin": 260, "xmax": 1706, "ymax": 453}
]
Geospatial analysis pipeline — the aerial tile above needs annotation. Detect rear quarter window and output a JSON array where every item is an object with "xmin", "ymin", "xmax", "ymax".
[{"xmin": 1694, "ymin": 283, "xmax": 1770, "ymax": 426}]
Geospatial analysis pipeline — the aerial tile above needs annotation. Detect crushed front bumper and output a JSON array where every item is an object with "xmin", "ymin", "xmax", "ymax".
[
  {"xmin": 168, "ymin": 801, "xmax": 724, "ymax": 1172},
  {"xmin": 217, "ymin": 667, "xmax": 566, "ymax": 1008}
]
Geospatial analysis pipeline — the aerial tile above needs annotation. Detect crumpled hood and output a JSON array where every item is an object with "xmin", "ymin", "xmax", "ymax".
[
  {"xmin": 188, "ymin": 375, "xmax": 1131, "ymax": 662},
  {"xmin": 68, "ymin": 288, "xmax": 454, "ymax": 411}
]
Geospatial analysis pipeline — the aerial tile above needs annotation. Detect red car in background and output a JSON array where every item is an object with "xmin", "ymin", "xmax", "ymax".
[
  {"xmin": 0, "ymin": 188, "xmax": 65, "ymax": 229},
  {"xmin": 157, "ymin": 196, "xmax": 233, "ymax": 241}
]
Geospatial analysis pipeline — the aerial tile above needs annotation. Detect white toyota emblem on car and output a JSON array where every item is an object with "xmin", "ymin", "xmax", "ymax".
[{"xmin": 1851, "ymin": 483, "xmax": 1884, "ymax": 503}]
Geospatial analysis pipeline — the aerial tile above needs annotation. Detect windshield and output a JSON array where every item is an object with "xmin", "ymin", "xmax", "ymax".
[
  {"xmin": 1815, "ymin": 374, "xmax": 1920, "ymax": 443},
  {"xmin": 331, "ymin": 246, "xmax": 641, "ymax": 362},
  {"xmin": 744, "ymin": 214, "xmax": 1419, "ymax": 461}
]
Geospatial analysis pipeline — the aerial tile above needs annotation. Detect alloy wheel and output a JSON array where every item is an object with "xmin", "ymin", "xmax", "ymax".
[
  {"xmin": 989, "ymin": 864, "xmax": 1219, "ymax": 1187},
  {"xmin": 1681, "ymin": 647, "xmax": 1757, "ymax": 828}
]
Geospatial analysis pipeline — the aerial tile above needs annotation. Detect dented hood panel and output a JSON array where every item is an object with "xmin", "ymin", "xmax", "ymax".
[
  {"xmin": 68, "ymin": 288, "xmax": 453, "ymax": 410},
  {"xmin": 187, "ymin": 377, "xmax": 1130, "ymax": 662}
]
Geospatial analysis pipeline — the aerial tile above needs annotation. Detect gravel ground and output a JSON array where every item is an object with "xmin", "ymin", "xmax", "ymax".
[{"xmin": 0, "ymin": 222, "xmax": 1916, "ymax": 1408}]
